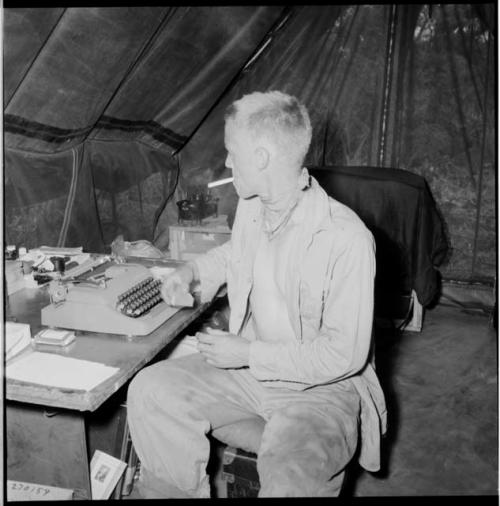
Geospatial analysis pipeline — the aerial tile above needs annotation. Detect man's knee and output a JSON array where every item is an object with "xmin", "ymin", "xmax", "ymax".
[
  {"xmin": 256, "ymin": 405, "xmax": 358, "ymax": 497},
  {"xmin": 127, "ymin": 359, "xmax": 186, "ymax": 412},
  {"xmin": 128, "ymin": 367, "xmax": 151, "ymax": 411}
]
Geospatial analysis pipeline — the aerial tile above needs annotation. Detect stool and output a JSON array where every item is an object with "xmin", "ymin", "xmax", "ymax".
[{"xmin": 211, "ymin": 417, "xmax": 265, "ymax": 498}]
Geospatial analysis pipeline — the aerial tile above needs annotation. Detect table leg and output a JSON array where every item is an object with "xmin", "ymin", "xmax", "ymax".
[{"xmin": 6, "ymin": 402, "xmax": 91, "ymax": 500}]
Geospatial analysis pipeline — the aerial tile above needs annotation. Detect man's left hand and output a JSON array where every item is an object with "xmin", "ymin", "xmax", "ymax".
[{"xmin": 196, "ymin": 328, "xmax": 250, "ymax": 369}]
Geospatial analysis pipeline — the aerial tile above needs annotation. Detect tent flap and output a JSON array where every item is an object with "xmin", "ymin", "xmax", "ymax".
[{"xmin": 3, "ymin": 5, "xmax": 495, "ymax": 286}]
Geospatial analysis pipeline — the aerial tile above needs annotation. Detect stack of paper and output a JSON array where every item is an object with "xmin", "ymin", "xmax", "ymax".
[
  {"xmin": 38, "ymin": 246, "xmax": 83, "ymax": 256},
  {"xmin": 5, "ymin": 261, "xmax": 24, "ymax": 295},
  {"xmin": 6, "ymin": 322, "xmax": 32, "ymax": 362},
  {"xmin": 6, "ymin": 352, "xmax": 119, "ymax": 391}
]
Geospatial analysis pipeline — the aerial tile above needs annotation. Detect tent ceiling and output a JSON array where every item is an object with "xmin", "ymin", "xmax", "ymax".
[
  {"xmin": 4, "ymin": 6, "xmax": 286, "ymax": 153},
  {"xmin": 3, "ymin": 5, "xmax": 496, "ymax": 285}
]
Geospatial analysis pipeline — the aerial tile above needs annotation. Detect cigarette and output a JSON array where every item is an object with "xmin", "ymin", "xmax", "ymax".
[{"xmin": 207, "ymin": 177, "xmax": 234, "ymax": 188}]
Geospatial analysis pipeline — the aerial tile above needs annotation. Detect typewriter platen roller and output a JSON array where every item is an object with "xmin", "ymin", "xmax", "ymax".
[{"xmin": 41, "ymin": 263, "xmax": 181, "ymax": 336}]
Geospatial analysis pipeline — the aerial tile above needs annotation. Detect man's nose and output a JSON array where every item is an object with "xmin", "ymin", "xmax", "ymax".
[{"xmin": 225, "ymin": 155, "xmax": 232, "ymax": 169}]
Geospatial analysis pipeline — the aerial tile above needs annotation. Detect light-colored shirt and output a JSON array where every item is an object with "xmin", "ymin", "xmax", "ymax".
[
  {"xmin": 194, "ymin": 172, "xmax": 387, "ymax": 472},
  {"xmin": 247, "ymin": 215, "xmax": 298, "ymax": 345}
]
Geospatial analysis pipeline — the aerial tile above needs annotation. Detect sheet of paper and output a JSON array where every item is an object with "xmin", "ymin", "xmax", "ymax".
[
  {"xmin": 7, "ymin": 480, "xmax": 73, "ymax": 501},
  {"xmin": 6, "ymin": 352, "xmax": 119, "ymax": 391},
  {"xmin": 38, "ymin": 245, "xmax": 84, "ymax": 256},
  {"xmin": 168, "ymin": 335, "xmax": 200, "ymax": 359}
]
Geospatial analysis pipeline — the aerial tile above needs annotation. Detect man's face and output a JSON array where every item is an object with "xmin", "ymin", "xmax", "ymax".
[{"xmin": 224, "ymin": 120, "xmax": 262, "ymax": 199}]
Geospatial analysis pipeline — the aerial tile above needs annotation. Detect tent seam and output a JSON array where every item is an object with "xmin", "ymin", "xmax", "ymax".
[{"xmin": 57, "ymin": 147, "xmax": 79, "ymax": 247}]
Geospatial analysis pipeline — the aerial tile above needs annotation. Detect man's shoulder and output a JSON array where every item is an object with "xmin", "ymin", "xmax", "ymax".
[
  {"xmin": 302, "ymin": 182, "xmax": 373, "ymax": 251},
  {"xmin": 324, "ymin": 195, "xmax": 373, "ymax": 242}
]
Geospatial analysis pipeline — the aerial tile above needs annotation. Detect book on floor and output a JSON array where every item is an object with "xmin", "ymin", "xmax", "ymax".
[{"xmin": 90, "ymin": 450, "xmax": 127, "ymax": 500}]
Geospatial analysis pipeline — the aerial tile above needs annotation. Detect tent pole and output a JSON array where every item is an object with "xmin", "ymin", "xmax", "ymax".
[
  {"xmin": 471, "ymin": 30, "xmax": 492, "ymax": 276},
  {"xmin": 57, "ymin": 146, "xmax": 80, "ymax": 247},
  {"xmin": 377, "ymin": 4, "xmax": 398, "ymax": 167}
]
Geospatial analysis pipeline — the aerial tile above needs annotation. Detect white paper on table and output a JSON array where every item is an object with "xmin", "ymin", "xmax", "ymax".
[
  {"xmin": 5, "ymin": 322, "xmax": 32, "ymax": 362},
  {"xmin": 6, "ymin": 352, "xmax": 119, "ymax": 391},
  {"xmin": 168, "ymin": 335, "xmax": 200, "ymax": 359},
  {"xmin": 38, "ymin": 245, "xmax": 84, "ymax": 256}
]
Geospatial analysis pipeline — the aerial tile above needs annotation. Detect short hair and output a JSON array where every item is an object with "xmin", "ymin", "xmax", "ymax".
[{"xmin": 224, "ymin": 90, "xmax": 312, "ymax": 166}]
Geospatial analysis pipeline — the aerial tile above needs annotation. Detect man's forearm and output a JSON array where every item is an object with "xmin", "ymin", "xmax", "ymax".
[{"xmin": 191, "ymin": 241, "xmax": 232, "ymax": 302}]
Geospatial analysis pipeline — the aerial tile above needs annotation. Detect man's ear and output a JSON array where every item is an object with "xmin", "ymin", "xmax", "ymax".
[{"xmin": 254, "ymin": 146, "xmax": 270, "ymax": 171}]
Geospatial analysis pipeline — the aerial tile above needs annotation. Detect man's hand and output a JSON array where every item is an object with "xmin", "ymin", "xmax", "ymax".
[
  {"xmin": 196, "ymin": 328, "xmax": 250, "ymax": 369},
  {"xmin": 161, "ymin": 263, "xmax": 195, "ymax": 306}
]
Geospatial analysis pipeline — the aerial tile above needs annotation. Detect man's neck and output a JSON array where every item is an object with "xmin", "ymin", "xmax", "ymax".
[
  {"xmin": 261, "ymin": 184, "xmax": 299, "ymax": 215},
  {"xmin": 259, "ymin": 169, "xmax": 303, "ymax": 237}
]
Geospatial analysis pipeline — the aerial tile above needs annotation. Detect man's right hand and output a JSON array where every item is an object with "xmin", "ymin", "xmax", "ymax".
[{"xmin": 160, "ymin": 262, "xmax": 196, "ymax": 307}]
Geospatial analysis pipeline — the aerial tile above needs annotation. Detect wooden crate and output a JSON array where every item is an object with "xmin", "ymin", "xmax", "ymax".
[
  {"xmin": 222, "ymin": 446, "xmax": 259, "ymax": 498},
  {"xmin": 169, "ymin": 216, "xmax": 231, "ymax": 261}
]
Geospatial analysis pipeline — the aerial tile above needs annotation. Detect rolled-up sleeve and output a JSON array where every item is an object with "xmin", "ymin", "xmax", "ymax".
[
  {"xmin": 248, "ymin": 230, "xmax": 376, "ymax": 386},
  {"xmin": 192, "ymin": 240, "xmax": 232, "ymax": 303}
]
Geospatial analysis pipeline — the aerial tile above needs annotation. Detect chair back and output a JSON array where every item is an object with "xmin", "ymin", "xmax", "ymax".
[{"xmin": 308, "ymin": 165, "xmax": 448, "ymax": 316}]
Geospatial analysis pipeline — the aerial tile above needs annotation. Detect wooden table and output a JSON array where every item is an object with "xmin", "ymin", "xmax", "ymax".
[{"xmin": 6, "ymin": 259, "xmax": 214, "ymax": 500}]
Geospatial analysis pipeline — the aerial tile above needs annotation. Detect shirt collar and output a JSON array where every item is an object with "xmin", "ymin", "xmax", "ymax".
[{"xmin": 262, "ymin": 167, "xmax": 311, "ymax": 239}]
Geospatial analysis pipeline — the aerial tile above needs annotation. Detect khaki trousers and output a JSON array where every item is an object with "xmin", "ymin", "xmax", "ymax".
[{"xmin": 127, "ymin": 352, "xmax": 360, "ymax": 498}]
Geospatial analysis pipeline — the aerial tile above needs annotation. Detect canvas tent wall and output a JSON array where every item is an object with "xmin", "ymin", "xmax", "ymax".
[{"xmin": 3, "ymin": 5, "xmax": 496, "ymax": 292}]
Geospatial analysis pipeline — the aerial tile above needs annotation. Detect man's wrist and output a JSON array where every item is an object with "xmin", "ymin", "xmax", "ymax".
[{"xmin": 186, "ymin": 261, "xmax": 200, "ymax": 284}]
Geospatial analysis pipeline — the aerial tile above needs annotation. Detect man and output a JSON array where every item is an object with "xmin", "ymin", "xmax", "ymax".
[{"xmin": 127, "ymin": 90, "xmax": 387, "ymax": 498}]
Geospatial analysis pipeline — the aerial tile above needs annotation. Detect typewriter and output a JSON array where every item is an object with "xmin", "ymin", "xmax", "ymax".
[{"xmin": 41, "ymin": 262, "xmax": 180, "ymax": 336}]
